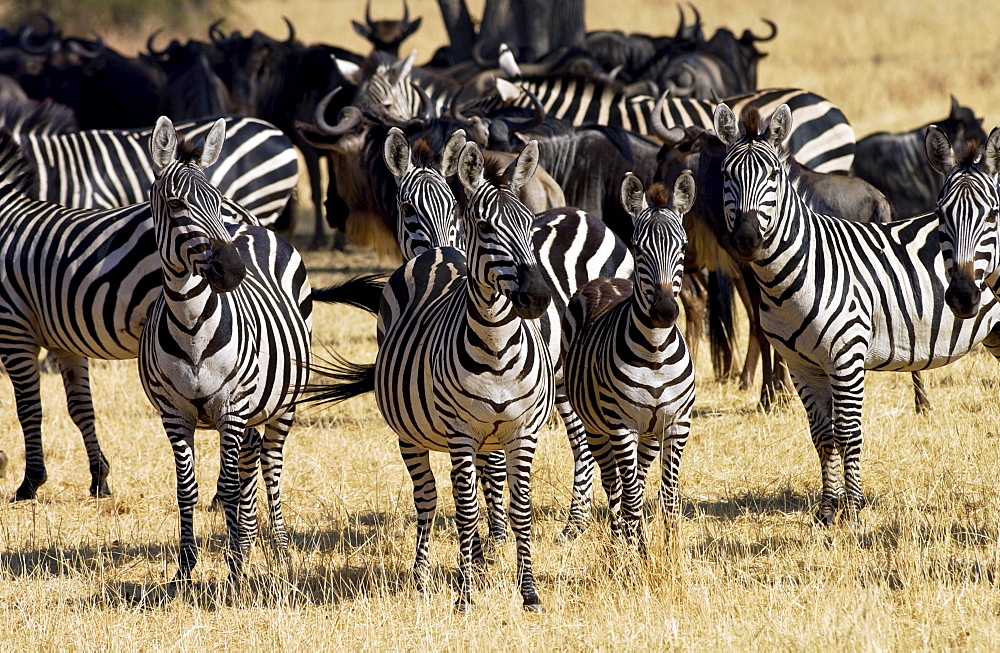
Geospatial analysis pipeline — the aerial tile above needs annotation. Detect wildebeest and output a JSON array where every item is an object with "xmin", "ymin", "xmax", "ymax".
[
  {"xmin": 352, "ymin": 0, "xmax": 423, "ymax": 57},
  {"xmin": 852, "ymin": 96, "xmax": 986, "ymax": 219}
]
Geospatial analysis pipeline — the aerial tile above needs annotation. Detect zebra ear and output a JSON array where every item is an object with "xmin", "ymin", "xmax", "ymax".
[
  {"xmin": 506, "ymin": 140, "xmax": 538, "ymax": 192},
  {"xmin": 924, "ymin": 125, "xmax": 955, "ymax": 175},
  {"xmin": 333, "ymin": 55, "xmax": 362, "ymax": 85},
  {"xmin": 713, "ymin": 103, "xmax": 737, "ymax": 146},
  {"xmin": 495, "ymin": 78, "xmax": 522, "ymax": 104},
  {"xmin": 390, "ymin": 50, "xmax": 416, "ymax": 84},
  {"xmin": 671, "ymin": 169, "xmax": 696, "ymax": 216},
  {"xmin": 767, "ymin": 104, "xmax": 792, "ymax": 150},
  {"xmin": 440, "ymin": 129, "xmax": 467, "ymax": 177},
  {"xmin": 984, "ymin": 126, "xmax": 1000, "ymax": 176},
  {"xmin": 383, "ymin": 127, "xmax": 412, "ymax": 178},
  {"xmin": 150, "ymin": 115, "xmax": 177, "ymax": 171},
  {"xmin": 620, "ymin": 172, "xmax": 647, "ymax": 218},
  {"xmin": 199, "ymin": 118, "xmax": 226, "ymax": 169},
  {"xmin": 457, "ymin": 141, "xmax": 485, "ymax": 193}
]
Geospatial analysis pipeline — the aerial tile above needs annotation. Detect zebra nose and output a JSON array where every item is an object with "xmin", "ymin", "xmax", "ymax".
[
  {"xmin": 511, "ymin": 264, "xmax": 551, "ymax": 320},
  {"xmin": 945, "ymin": 270, "xmax": 981, "ymax": 319},
  {"xmin": 648, "ymin": 285, "xmax": 679, "ymax": 328},
  {"xmin": 203, "ymin": 241, "xmax": 246, "ymax": 293}
]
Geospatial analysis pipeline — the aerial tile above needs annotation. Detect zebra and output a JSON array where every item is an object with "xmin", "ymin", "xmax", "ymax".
[
  {"xmin": 502, "ymin": 83, "xmax": 855, "ymax": 173},
  {"xmin": 712, "ymin": 102, "xmax": 1000, "ymax": 524},
  {"xmin": 138, "ymin": 116, "xmax": 311, "ymax": 586},
  {"xmin": 923, "ymin": 123, "xmax": 1000, "ymax": 317},
  {"xmin": 562, "ymin": 172, "xmax": 696, "ymax": 551},
  {"xmin": 330, "ymin": 124, "xmax": 635, "ymax": 541},
  {"xmin": 310, "ymin": 141, "xmax": 554, "ymax": 612},
  {"xmin": 0, "ymin": 128, "xmax": 260, "ymax": 501},
  {"xmin": 0, "ymin": 100, "xmax": 298, "ymax": 226}
]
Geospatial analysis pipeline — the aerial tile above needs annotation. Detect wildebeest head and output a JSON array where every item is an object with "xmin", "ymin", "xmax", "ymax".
[{"xmin": 352, "ymin": 0, "xmax": 422, "ymax": 57}]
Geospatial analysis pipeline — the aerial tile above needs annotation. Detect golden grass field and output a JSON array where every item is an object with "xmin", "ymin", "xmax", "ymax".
[{"xmin": 4, "ymin": 0, "xmax": 1000, "ymax": 649}]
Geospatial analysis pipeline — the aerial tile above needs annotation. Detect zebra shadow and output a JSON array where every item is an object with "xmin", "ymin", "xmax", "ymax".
[
  {"xmin": 687, "ymin": 488, "xmax": 817, "ymax": 520},
  {"xmin": 0, "ymin": 538, "xmax": 198, "ymax": 578}
]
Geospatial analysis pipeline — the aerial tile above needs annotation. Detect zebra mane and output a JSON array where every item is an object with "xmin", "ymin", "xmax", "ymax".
[
  {"xmin": 411, "ymin": 138, "xmax": 435, "ymax": 166},
  {"xmin": 173, "ymin": 132, "xmax": 203, "ymax": 165},
  {"xmin": 574, "ymin": 277, "xmax": 634, "ymax": 328},
  {"xmin": 739, "ymin": 105, "xmax": 764, "ymax": 138},
  {"xmin": 482, "ymin": 154, "xmax": 509, "ymax": 186},
  {"xmin": 955, "ymin": 138, "xmax": 983, "ymax": 169},
  {"xmin": 645, "ymin": 182, "xmax": 671, "ymax": 209},
  {"xmin": 0, "ymin": 98, "xmax": 77, "ymax": 138},
  {"xmin": 0, "ymin": 128, "xmax": 38, "ymax": 198}
]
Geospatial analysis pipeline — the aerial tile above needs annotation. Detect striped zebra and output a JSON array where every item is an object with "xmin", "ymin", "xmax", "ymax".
[
  {"xmin": 139, "ymin": 117, "xmax": 311, "ymax": 586},
  {"xmin": 923, "ymin": 124, "xmax": 1000, "ymax": 317},
  {"xmin": 712, "ymin": 102, "xmax": 1000, "ymax": 524},
  {"xmin": 361, "ymin": 125, "xmax": 634, "ymax": 540},
  {"xmin": 0, "ymin": 100, "xmax": 298, "ymax": 226},
  {"xmin": 0, "ymin": 129, "xmax": 258, "ymax": 501},
  {"xmin": 312, "ymin": 141, "xmax": 554, "ymax": 612},
  {"xmin": 503, "ymin": 82, "xmax": 855, "ymax": 173},
  {"xmin": 562, "ymin": 172, "xmax": 696, "ymax": 551}
]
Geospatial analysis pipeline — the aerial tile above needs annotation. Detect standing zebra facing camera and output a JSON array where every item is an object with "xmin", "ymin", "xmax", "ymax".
[
  {"xmin": 562, "ymin": 172, "xmax": 696, "ymax": 552},
  {"xmin": 138, "ymin": 116, "xmax": 312, "ymax": 587}
]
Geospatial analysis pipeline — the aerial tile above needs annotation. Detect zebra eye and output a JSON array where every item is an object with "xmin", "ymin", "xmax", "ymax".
[
  {"xmin": 167, "ymin": 198, "xmax": 185, "ymax": 211},
  {"xmin": 767, "ymin": 168, "xmax": 778, "ymax": 181}
]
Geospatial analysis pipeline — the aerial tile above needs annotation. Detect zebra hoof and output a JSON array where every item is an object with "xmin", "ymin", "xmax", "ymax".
[
  {"xmin": 555, "ymin": 523, "xmax": 585, "ymax": 543},
  {"xmin": 454, "ymin": 598, "xmax": 473, "ymax": 614},
  {"xmin": 522, "ymin": 598, "xmax": 543, "ymax": 613},
  {"xmin": 12, "ymin": 475, "xmax": 45, "ymax": 502},
  {"xmin": 90, "ymin": 479, "xmax": 112, "ymax": 498},
  {"xmin": 208, "ymin": 494, "xmax": 223, "ymax": 511}
]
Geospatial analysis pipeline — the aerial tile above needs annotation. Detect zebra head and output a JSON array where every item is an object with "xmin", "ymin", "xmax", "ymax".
[
  {"xmin": 383, "ymin": 126, "xmax": 465, "ymax": 257},
  {"xmin": 925, "ymin": 124, "xmax": 1000, "ymax": 319},
  {"xmin": 714, "ymin": 102, "xmax": 792, "ymax": 262},
  {"xmin": 620, "ymin": 171, "xmax": 694, "ymax": 328},
  {"xmin": 150, "ymin": 116, "xmax": 246, "ymax": 294},
  {"xmin": 456, "ymin": 140, "xmax": 551, "ymax": 320}
]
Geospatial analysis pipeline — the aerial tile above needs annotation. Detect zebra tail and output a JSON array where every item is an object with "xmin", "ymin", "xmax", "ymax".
[
  {"xmin": 310, "ymin": 274, "xmax": 386, "ymax": 315},
  {"xmin": 708, "ymin": 268, "xmax": 736, "ymax": 379},
  {"xmin": 299, "ymin": 349, "xmax": 376, "ymax": 406}
]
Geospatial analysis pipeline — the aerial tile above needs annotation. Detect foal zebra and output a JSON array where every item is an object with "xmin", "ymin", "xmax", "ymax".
[
  {"xmin": 139, "ymin": 117, "xmax": 311, "ymax": 585},
  {"xmin": 923, "ymin": 124, "xmax": 1000, "ymax": 317},
  {"xmin": 712, "ymin": 102, "xmax": 1000, "ymax": 523},
  {"xmin": 563, "ymin": 173, "xmax": 696, "ymax": 550},
  {"xmin": 0, "ymin": 129, "xmax": 258, "ymax": 500},
  {"xmin": 312, "ymin": 142, "xmax": 554, "ymax": 612}
]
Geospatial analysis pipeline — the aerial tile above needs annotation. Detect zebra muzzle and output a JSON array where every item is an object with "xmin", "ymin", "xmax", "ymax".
[
  {"xmin": 945, "ymin": 268, "xmax": 981, "ymax": 319},
  {"xmin": 510, "ymin": 264, "xmax": 551, "ymax": 320},
  {"xmin": 648, "ymin": 287, "xmax": 679, "ymax": 328},
  {"xmin": 202, "ymin": 241, "xmax": 247, "ymax": 293}
]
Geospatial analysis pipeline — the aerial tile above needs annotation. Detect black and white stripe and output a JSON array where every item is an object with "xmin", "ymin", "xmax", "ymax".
[
  {"xmin": 713, "ymin": 102, "xmax": 1000, "ymax": 524},
  {"xmin": 562, "ymin": 173, "xmax": 696, "ymax": 550},
  {"xmin": 138, "ymin": 117, "xmax": 311, "ymax": 585},
  {"xmin": 8, "ymin": 111, "xmax": 298, "ymax": 226}
]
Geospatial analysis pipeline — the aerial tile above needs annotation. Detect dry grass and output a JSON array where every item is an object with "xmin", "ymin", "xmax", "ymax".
[{"xmin": 4, "ymin": 1, "xmax": 1000, "ymax": 649}]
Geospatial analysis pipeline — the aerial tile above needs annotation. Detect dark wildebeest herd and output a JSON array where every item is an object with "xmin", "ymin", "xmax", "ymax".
[{"xmin": 0, "ymin": 2, "xmax": 997, "ymax": 611}]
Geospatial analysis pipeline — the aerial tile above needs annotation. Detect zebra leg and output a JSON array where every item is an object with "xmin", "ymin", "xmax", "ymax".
[
  {"xmin": 400, "ymin": 439, "xmax": 436, "ymax": 590},
  {"xmin": 790, "ymin": 371, "xmax": 843, "ymax": 525},
  {"xmin": 588, "ymin": 430, "xmax": 623, "ymax": 537},
  {"xmin": 163, "ymin": 415, "xmax": 199, "ymax": 587},
  {"xmin": 504, "ymin": 437, "xmax": 542, "ymax": 613},
  {"xmin": 238, "ymin": 427, "xmax": 262, "ymax": 558},
  {"xmin": 658, "ymin": 426, "xmax": 689, "ymax": 544},
  {"xmin": 555, "ymin": 386, "xmax": 595, "ymax": 542},
  {"xmin": 631, "ymin": 436, "xmax": 661, "ymax": 556},
  {"xmin": 614, "ymin": 432, "xmax": 645, "ymax": 552},
  {"xmin": 832, "ymin": 370, "xmax": 867, "ymax": 521},
  {"xmin": 261, "ymin": 413, "xmax": 294, "ymax": 553},
  {"xmin": 449, "ymin": 444, "xmax": 481, "ymax": 613},
  {"xmin": 217, "ymin": 413, "xmax": 252, "ymax": 585},
  {"xmin": 476, "ymin": 450, "xmax": 508, "ymax": 544},
  {"xmin": 53, "ymin": 353, "xmax": 111, "ymax": 497},
  {"xmin": 912, "ymin": 372, "xmax": 930, "ymax": 414},
  {"xmin": 1, "ymin": 347, "xmax": 46, "ymax": 501}
]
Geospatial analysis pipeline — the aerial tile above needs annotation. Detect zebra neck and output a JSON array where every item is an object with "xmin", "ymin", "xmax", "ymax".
[
  {"xmin": 463, "ymin": 279, "xmax": 525, "ymax": 357},
  {"xmin": 160, "ymin": 269, "xmax": 227, "ymax": 329},
  {"xmin": 625, "ymin": 302, "xmax": 679, "ymax": 361},
  {"xmin": 751, "ymin": 177, "xmax": 818, "ymax": 284}
]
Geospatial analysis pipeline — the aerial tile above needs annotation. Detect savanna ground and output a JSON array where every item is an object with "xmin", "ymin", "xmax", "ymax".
[{"xmin": 3, "ymin": 0, "xmax": 1000, "ymax": 649}]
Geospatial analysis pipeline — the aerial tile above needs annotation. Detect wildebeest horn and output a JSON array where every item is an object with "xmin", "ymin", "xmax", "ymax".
[
  {"xmin": 675, "ymin": 4, "xmax": 686, "ymax": 39},
  {"xmin": 651, "ymin": 90, "xmax": 684, "ymax": 144},
  {"xmin": 688, "ymin": 3, "xmax": 702, "ymax": 35},
  {"xmin": 746, "ymin": 19, "xmax": 778, "ymax": 43},
  {"xmin": 209, "ymin": 19, "xmax": 227, "ymax": 45},
  {"xmin": 365, "ymin": 0, "xmax": 375, "ymax": 29},
  {"xmin": 315, "ymin": 87, "xmax": 364, "ymax": 135},
  {"xmin": 282, "ymin": 16, "xmax": 296, "ymax": 43},
  {"xmin": 508, "ymin": 85, "xmax": 545, "ymax": 132},
  {"xmin": 471, "ymin": 41, "xmax": 492, "ymax": 68},
  {"xmin": 413, "ymin": 83, "xmax": 435, "ymax": 122},
  {"xmin": 67, "ymin": 34, "xmax": 104, "ymax": 58},
  {"xmin": 19, "ymin": 25, "xmax": 56, "ymax": 55},
  {"xmin": 449, "ymin": 88, "xmax": 470, "ymax": 124},
  {"xmin": 402, "ymin": 0, "xmax": 411, "ymax": 24},
  {"xmin": 147, "ymin": 29, "xmax": 169, "ymax": 57}
]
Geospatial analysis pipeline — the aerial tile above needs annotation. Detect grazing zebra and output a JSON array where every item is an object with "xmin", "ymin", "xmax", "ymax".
[
  {"xmin": 502, "ymin": 83, "xmax": 855, "ymax": 173},
  {"xmin": 138, "ymin": 117, "xmax": 311, "ymax": 586},
  {"xmin": 312, "ymin": 141, "xmax": 554, "ymax": 612},
  {"xmin": 0, "ymin": 100, "xmax": 298, "ymax": 226},
  {"xmin": 712, "ymin": 102, "xmax": 1000, "ymax": 524},
  {"xmin": 0, "ymin": 129, "xmax": 258, "ymax": 501},
  {"xmin": 923, "ymin": 124, "xmax": 1000, "ymax": 317},
  {"xmin": 562, "ymin": 172, "xmax": 696, "ymax": 551}
]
